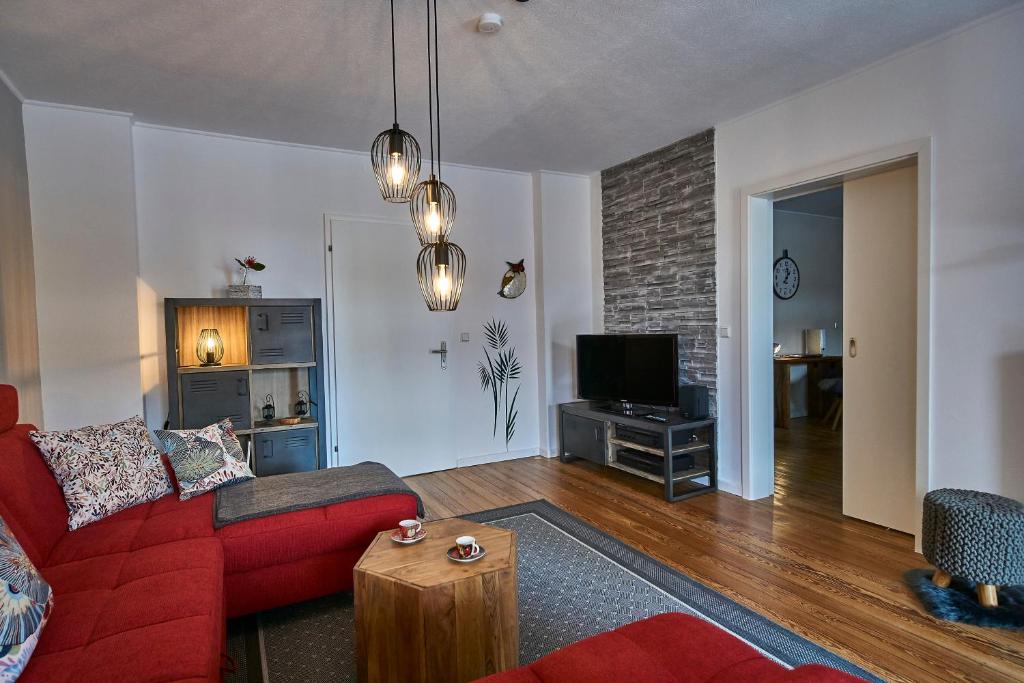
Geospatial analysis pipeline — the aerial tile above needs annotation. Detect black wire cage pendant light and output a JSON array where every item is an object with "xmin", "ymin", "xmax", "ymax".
[
  {"xmin": 371, "ymin": 0, "xmax": 421, "ymax": 202},
  {"xmin": 410, "ymin": 0, "xmax": 457, "ymax": 244},
  {"xmin": 417, "ymin": 239, "xmax": 467, "ymax": 311},
  {"xmin": 414, "ymin": 0, "xmax": 465, "ymax": 311}
]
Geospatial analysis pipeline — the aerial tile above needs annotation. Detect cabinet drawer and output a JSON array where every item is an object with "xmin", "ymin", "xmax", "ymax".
[
  {"xmin": 249, "ymin": 306, "xmax": 315, "ymax": 364},
  {"xmin": 180, "ymin": 371, "xmax": 250, "ymax": 429},
  {"xmin": 253, "ymin": 427, "xmax": 317, "ymax": 476}
]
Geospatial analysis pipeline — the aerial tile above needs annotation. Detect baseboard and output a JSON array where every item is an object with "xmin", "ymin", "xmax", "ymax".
[
  {"xmin": 457, "ymin": 447, "xmax": 540, "ymax": 468},
  {"xmin": 717, "ymin": 477, "xmax": 742, "ymax": 496}
]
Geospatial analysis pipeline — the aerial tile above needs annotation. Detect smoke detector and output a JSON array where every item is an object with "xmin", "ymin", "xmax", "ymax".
[{"xmin": 477, "ymin": 13, "xmax": 504, "ymax": 34}]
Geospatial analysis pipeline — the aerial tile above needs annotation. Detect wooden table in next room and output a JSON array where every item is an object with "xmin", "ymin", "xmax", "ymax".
[
  {"xmin": 354, "ymin": 518, "xmax": 519, "ymax": 683},
  {"xmin": 773, "ymin": 355, "xmax": 842, "ymax": 429}
]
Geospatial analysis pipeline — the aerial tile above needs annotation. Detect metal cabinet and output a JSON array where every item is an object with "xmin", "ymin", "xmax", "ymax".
[
  {"xmin": 253, "ymin": 427, "xmax": 318, "ymax": 476},
  {"xmin": 249, "ymin": 305, "xmax": 315, "ymax": 364},
  {"xmin": 560, "ymin": 413, "xmax": 606, "ymax": 464},
  {"xmin": 180, "ymin": 370, "xmax": 251, "ymax": 429}
]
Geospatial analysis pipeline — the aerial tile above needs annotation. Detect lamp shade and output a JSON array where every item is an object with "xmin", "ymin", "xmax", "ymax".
[
  {"xmin": 410, "ymin": 174, "xmax": 456, "ymax": 245},
  {"xmin": 196, "ymin": 329, "xmax": 224, "ymax": 366},
  {"xmin": 416, "ymin": 239, "xmax": 466, "ymax": 311},
  {"xmin": 372, "ymin": 124, "xmax": 422, "ymax": 202}
]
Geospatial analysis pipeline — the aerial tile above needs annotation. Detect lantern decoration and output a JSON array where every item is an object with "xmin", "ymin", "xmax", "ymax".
[
  {"xmin": 261, "ymin": 394, "xmax": 276, "ymax": 422},
  {"xmin": 416, "ymin": 239, "xmax": 467, "ymax": 311},
  {"xmin": 295, "ymin": 390, "xmax": 310, "ymax": 417},
  {"xmin": 196, "ymin": 329, "xmax": 224, "ymax": 367}
]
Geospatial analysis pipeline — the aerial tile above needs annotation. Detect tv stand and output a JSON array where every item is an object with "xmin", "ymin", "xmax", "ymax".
[{"xmin": 558, "ymin": 400, "xmax": 716, "ymax": 502}]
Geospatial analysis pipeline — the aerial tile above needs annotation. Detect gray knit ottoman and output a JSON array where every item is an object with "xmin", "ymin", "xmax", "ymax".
[{"xmin": 922, "ymin": 489, "xmax": 1024, "ymax": 607}]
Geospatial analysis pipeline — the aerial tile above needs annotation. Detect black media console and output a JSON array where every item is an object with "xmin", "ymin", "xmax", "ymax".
[{"xmin": 558, "ymin": 401, "xmax": 717, "ymax": 502}]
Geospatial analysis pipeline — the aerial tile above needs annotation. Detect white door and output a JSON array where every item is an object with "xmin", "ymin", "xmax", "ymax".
[
  {"xmin": 328, "ymin": 217, "xmax": 456, "ymax": 477},
  {"xmin": 842, "ymin": 165, "xmax": 917, "ymax": 533}
]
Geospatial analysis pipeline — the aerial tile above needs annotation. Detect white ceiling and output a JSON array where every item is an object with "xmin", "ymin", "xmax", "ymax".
[{"xmin": 0, "ymin": 0, "xmax": 1014, "ymax": 173}]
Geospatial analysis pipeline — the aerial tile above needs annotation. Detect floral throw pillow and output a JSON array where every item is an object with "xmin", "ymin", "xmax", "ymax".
[
  {"xmin": 30, "ymin": 416, "xmax": 173, "ymax": 530},
  {"xmin": 1, "ymin": 515, "xmax": 54, "ymax": 681},
  {"xmin": 155, "ymin": 420, "xmax": 254, "ymax": 501}
]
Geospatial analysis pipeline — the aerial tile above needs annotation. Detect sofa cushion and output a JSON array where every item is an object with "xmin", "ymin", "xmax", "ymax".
[
  {"xmin": 475, "ymin": 613, "xmax": 866, "ymax": 683},
  {"xmin": 30, "ymin": 416, "xmax": 173, "ymax": 530},
  {"xmin": 0, "ymin": 514, "xmax": 54, "ymax": 681},
  {"xmin": 44, "ymin": 493, "xmax": 214, "ymax": 566},
  {"xmin": 155, "ymin": 422, "xmax": 254, "ymax": 501},
  {"xmin": 24, "ymin": 537, "xmax": 224, "ymax": 683},
  {"xmin": 0, "ymin": 426, "xmax": 69, "ymax": 567}
]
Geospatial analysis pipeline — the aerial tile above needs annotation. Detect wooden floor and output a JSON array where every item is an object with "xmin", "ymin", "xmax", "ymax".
[{"xmin": 405, "ymin": 418, "xmax": 1024, "ymax": 683}]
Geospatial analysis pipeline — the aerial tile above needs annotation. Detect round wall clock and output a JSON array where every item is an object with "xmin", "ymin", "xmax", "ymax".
[{"xmin": 773, "ymin": 249, "xmax": 800, "ymax": 300}]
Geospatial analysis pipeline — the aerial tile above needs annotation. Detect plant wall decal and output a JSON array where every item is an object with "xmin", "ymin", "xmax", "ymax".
[{"xmin": 478, "ymin": 319, "xmax": 521, "ymax": 450}]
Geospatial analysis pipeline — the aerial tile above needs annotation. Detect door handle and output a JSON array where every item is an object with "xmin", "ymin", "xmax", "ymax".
[
  {"xmin": 237, "ymin": 378, "xmax": 248, "ymax": 396},
  {"xmin": 256, "ymin": 313, "xmax": 269, "ymax": 332},
  {"xmin": 261, "ymin": 440, "xmax": 273, "ymax": 458},
  {"xmin": 848, "ymin": 337, "xmax": 857, "ymax": 358},
  {"xmin": 430, "ymin": 341, "xmax": 448, "ymax": 370}
]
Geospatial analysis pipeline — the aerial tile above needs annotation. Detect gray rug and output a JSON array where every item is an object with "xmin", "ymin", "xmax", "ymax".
[{"xmin": 227, "ymin": 500, "xmax": 879, "ymax": 682}]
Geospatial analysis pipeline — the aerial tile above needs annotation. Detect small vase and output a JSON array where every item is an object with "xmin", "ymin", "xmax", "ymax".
[{"xmin": 227, "ymin": 284, "xmax": 262, "ymax": 299}]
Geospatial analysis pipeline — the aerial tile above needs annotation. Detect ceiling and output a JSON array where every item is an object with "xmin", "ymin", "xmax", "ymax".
[
  {"xmin": 0, "ymin": 0, "xmax": 1014, "ymax": 173},
  {"xmin": 775, "ymin": 187, "xmax": 843, "ymax": 219}
]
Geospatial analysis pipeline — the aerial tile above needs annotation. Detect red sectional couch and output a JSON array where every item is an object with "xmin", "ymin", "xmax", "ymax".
[
  {"xmin": 476, "ymin": 613, "xmax": 864, "ymax": 683},
  {"xmin": 0, "ymin": 385, "xmax": 418, "ymax": 682}
]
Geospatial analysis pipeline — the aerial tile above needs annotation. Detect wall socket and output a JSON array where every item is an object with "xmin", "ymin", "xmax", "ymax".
[
  {"xmin": 718, "ymin": 326, "xmax": 731, "ymax": 338},
  {"xmin": 460, "ymin": 332, "xmax": 471, "ymax": 342}
]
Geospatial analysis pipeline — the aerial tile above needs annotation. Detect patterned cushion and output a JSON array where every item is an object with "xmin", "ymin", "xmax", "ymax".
[
  {"xmin": 155, "ymin": 420, "xmax": 254, "ymax": 501},
  {"xmin": 29, "ymin": 416, "xmax": 173, "ymax": 530},
  {"xmin": 0, "ymin": 514, "xmax": 53, "ymax": 681}
]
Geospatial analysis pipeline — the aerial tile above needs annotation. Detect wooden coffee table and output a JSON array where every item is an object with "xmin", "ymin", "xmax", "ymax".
[{"xmin": 354, "ymin": 518, "xmax": 519, "ymax": 683}]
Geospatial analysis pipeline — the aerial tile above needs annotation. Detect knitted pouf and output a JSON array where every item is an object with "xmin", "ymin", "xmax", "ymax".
[{"xmin": 922, "ymin": 489, "xmax": 1024, "ymax": 586}]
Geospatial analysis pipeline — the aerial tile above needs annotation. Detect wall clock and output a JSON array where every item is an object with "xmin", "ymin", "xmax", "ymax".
[{"xmin": 773, "ymin": 249, "xmax": 800, "ymax": 300}]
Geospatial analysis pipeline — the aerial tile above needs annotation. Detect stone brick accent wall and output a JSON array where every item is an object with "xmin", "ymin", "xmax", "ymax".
[{"xmin": 601, "ymin": 128, "xmax": 717, "ymax": 412}]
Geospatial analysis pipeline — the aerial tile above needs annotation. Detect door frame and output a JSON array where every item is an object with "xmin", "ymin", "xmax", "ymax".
[
  {"xmin": 322, "ymin": 212, "xmax": 415, "ymax": 469},
  {"xmin": 738, "ymin": 139, "xmax": 933, "ymax": 547}
]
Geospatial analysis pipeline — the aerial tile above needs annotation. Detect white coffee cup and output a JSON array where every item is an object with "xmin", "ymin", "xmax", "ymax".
[
  {"xmin": 456, "ymin": 535, "xmax": 480, "ymax": 558},
  {"xmin": 399, "ymin": 519, "xmax": 422, "ymax": 539}
]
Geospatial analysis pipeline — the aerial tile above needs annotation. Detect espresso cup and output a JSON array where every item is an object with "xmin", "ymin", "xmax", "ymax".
[
  {"xmin": 456, "ymin": 535, "xmax": 479, "ymax": 559},
  {"xmin": 399, "ymin": 519, "xmax": 422, "ymax": 539}
]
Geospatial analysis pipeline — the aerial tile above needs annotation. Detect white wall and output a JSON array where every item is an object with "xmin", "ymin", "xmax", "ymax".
[
  {"xmin": 532, "ymin": 171, "xmax": 597, "ymax": 455},
  {"xmin": 22, "ymin": 104, "xmax": 143, "ymax": 429},
  {"xmin": 0, "ymin": 74, "xmax": 43, "ymax": 425},
  {"xmin": 716, "ymin": 6, "xmax": 1024, "ymax": 500},
  {"xmin": 132, "ymin": 124, "xmax": 547, "ymax": 466},
  {"xmin": 773, "ymin": 210, "xmax": 843, "ymax": 417}
]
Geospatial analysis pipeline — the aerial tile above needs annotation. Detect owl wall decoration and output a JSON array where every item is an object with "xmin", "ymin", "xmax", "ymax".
[{"xmin": 497, "ymin": 259, "xmax": 526, "ymax": 299}]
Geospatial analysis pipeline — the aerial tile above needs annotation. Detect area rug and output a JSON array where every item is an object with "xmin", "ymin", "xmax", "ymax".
[
  {"xmin": 905, "ymin": 568, "xmax": 1024, "ymax": 629},
  {"xmin": 226, "ymin": 500, "xmax": 879, "ymax": 682}
]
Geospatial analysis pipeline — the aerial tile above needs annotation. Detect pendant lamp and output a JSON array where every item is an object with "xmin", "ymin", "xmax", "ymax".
[
  {"xmin": 371, "ymin": 0, "xmax": 421, "ymax": 202},
  {"xmin": 410, "ymin": 0, "xmax": 457, "ymax": 245},
  {"xmin": 416, "ymin": 239, "xmax": 467, "ymax": 311}
]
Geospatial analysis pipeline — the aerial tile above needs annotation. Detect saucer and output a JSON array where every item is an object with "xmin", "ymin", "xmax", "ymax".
[
  {"xmin": 446, "ymin": 545, "xmax": 487, "ymax": 563},
  {"xmin": 390, "ymin": 528, "xmax": 428, "ymax": 544}
]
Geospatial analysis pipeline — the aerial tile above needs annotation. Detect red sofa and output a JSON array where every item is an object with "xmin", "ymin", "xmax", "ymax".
[
  {"xmin": 476, "ymin": 613, "xmax": 865, "ymax": 682},
  {"xmin": 0, "ymin": 385, "xmax": 419, "ymax": 682}
]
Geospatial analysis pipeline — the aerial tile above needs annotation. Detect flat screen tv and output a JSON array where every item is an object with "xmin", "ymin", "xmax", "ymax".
[{"xmin": 576, "ymin": 334, "xmax": 679, "ymax": 407}]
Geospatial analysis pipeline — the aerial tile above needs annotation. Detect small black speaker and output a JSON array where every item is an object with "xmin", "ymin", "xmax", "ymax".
[{"xmin": 677, "ymin": 384, "xmax": 709, "ymax": 420}]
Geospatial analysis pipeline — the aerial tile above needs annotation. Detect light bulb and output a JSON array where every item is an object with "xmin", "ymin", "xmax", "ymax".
[
  {"xmin": 388, "ymin": 155, "xmax": 406, "ymax": 185},
  {"xmin": 207, "ymin": 337, "xmax": 216, "ymax": 350},
  {"xmin": 426, "ymin": 202, "xmax": 441, "ymax": 234},
  {"xmin": 435, "ymin": 264, "xmax": 451, "ymax": 296}
]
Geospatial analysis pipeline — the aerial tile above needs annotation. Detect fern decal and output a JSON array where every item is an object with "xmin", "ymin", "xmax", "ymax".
[{"xmin": 479, "ymin": 319, "xmax": 521, "ymax": 450}]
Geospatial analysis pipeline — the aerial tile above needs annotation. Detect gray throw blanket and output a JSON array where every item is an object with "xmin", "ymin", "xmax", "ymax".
[{"xmin": 214, "ymin": 461, "xmax": 425, "ymax": 528}]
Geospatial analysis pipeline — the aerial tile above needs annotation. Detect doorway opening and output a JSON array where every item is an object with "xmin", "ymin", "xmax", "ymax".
[
  {"xmin": 771, "ymin": 187, "xmax": 844, "ymax": 518},
  {"xmin": 740, "ymin": 139, "xmax": 932, "ymax": 545}
]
